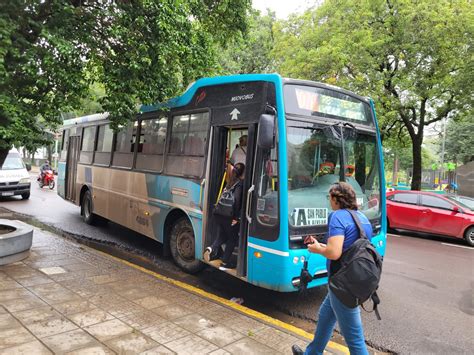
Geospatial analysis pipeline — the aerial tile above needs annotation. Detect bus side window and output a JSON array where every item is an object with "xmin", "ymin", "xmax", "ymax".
[
  {"xmin": 94, "ymin": 124, "xmax": 113, "ymax": 166},
  {"xmin": 112, "ymin": 123, "xmax": 134, "ymax": 168},
  {"xmin": 165, "ymin": 112, "xmax": 209, "ymax": 177},
  {"xmin": 136, "ymin": 117, "xmax": 167, "ymax": 172},
  {"xmin": 79, "ymin": 126, "xmax": 96, "ymax": 164},
  {"xmin": 60, "ymin": 129, "xmax": 70, "ymax": 161}
]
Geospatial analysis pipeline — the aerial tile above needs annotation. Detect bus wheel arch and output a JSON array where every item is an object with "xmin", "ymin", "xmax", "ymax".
[{"xmin": 165, "ymin": 210, "xmax": 204, "ymax": 273}]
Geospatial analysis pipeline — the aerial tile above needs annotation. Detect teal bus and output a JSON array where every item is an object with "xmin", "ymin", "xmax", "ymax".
[{"xmin": 57, "ymin": 74, "xmax": 386, "ymax": 292}]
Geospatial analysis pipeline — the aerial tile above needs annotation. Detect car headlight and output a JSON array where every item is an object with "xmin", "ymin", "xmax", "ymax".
[{"xmin": 19, "ymin": 177, "xmax": 30, "ymax": 184}]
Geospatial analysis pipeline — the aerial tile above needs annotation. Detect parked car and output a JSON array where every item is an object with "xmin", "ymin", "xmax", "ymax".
[
  {"xmin": 386, "ymin": 190, "xmax": 474, "ymax": 246},
  {"xmin": 0, "ymin": 148, "xmax": 31, "ymax": 200}
]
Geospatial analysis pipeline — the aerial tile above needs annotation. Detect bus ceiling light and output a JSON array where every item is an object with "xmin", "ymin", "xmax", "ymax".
[
  {"xmin": 144, "ymin": 211, "xmax": 150, "ymax": 216},
  {"xmin": 254, "ymin": 251, "xmax": 263, "ymax": 258}
]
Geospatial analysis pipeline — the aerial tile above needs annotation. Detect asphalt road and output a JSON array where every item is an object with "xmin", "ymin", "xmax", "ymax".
[{"xmin": 1, "ymin": 177, "xmax": 473, "ymax": 354}]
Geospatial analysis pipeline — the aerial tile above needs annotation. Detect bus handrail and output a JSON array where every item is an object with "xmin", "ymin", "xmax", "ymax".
[
  {"xmin": 246, "ymin": 184, "xmax": 255, "ymax": 224},
  {"xmin": 199, "ymin": 178, "xmax": 206, "ymax": 209}
]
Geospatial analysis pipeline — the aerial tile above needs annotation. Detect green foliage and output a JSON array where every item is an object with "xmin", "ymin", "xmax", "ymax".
[
  {"xmin": 273, "ymin": 0, "xmax": 473, "ymax": 190},
  {"xmin": 216, "ymin": 9, "xmax": 276, "ymax": 74},
  {"xmin": 0, "ymin": 0, "xmax": 251, "ymax": 151},
  {"xmin": 443, "ymin": 115, "xmax": 474, "ymax": 164}
]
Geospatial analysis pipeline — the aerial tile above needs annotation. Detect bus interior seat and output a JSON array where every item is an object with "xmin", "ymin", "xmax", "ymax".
[
  {"xmin": 184, "ymin": 136, "xmax": 204, "ymax": 155},
  {"xmin": 169, "ymin": 137, "xmax": 182, "ymax": 154}
]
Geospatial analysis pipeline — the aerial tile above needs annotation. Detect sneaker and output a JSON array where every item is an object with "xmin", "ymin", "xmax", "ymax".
[
  {"xmin": 291, "ymin": 344, "xmax": 304, "ymax": 355},
  {"xmin": 219, "ymin": 262, "xmax": 236, "ymax": 271}
]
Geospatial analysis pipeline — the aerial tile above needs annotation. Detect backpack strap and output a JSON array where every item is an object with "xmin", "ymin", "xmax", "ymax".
[
  {"xmin": 347, "ymin": 210, "xmax": 368, "ymax": 240},
  {"xmin": 361, "ymin": 291, "xmax": 381, "ymax": 320}
]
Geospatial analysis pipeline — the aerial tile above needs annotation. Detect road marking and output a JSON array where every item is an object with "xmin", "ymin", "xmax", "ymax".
[
  {"xmin": 441, "ymin": 243, "xmax": 473, "ymax": 250},
  {"xmin": 93, "ymin": 249, "xmax": 349, "ymax": 354}
]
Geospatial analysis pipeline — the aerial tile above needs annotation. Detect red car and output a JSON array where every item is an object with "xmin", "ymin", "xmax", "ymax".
[{"xmin": 386, "ymin": 190, "xmax": 474, "ymax": 246}]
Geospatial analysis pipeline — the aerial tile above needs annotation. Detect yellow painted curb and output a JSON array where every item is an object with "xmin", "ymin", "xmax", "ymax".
[{"xmin": 91, "ymin": 248, "xmax": 349, "ymax": 354}]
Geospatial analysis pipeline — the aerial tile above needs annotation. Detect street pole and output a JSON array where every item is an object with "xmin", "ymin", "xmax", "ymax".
[{"xmin": 440, "ymin": 117, "xmax": 447, "ymax": 190}]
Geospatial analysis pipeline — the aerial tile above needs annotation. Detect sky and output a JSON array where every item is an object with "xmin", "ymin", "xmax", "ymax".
[{"xmin": 252, "ymin": 0, "xmax": 316, "ymax": 18}]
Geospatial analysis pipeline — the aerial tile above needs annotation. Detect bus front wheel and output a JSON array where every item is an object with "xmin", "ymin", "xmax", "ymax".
[{"xmin": 169, "ymin": 217, "xmax": 204, "ymax": 274}]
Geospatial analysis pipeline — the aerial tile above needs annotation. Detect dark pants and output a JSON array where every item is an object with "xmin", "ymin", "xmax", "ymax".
[{"xmin": 211, "ymin": 215, "xmax": 240, "ymax": 264}]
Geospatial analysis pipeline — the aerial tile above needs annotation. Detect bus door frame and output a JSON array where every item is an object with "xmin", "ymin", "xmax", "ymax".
[
  {"xmin": 65, "ymin": 135, "xmax": 81, "ymax": 203},
  {"xmin": 202, "ymin": 123, "xmax": 256, "ymax": 278}
]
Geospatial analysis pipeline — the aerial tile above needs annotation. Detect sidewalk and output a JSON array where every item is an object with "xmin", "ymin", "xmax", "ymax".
[{"xmin": 0, "ymin": 224, "xmax": 348, "ymax": 354}]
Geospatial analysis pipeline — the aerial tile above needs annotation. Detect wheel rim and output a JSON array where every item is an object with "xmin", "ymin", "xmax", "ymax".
[
  {"xmin": 176, "ymin": 229, "xmax": 195, "ymax": 261},
  {"xmin": 468, "ymin": 229, "xmax": 474, "ymax": 244}
]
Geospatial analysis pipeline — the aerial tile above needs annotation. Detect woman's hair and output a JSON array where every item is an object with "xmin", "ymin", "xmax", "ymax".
[
  {"xmin": 227, "ymin": 163, "xmax": 245, "ymax": 188},
  {"xmin": 329, "ymin": 182, "xmax": 358, "ymax": 210}
]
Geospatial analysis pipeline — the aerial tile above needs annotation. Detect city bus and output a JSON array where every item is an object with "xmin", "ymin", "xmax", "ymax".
[{"xmin": 57, "ymin": 74, "xmax": 386, "ymax": 292}]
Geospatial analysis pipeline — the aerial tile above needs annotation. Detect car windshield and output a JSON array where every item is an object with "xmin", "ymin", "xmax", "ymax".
[
  {"xmin": 287, "ymin": 120, "xmax": 381, "ymax": 227},
  {"xmin": 445, "ymin": 196, "xmax": 474, "ymax": 211},
  {"xmin": 1, "ymin": 152, "xmax": 25, "ymax": 170}
]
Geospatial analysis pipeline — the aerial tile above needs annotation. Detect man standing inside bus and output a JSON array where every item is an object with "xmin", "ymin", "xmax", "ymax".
[{"xmin": 230, "ymin": 135, "xmax": 247, "ymax": 165}]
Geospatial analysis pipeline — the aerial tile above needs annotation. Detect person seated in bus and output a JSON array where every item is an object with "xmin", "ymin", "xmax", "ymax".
[
  {"xmin": 204, "ymin": 162, "xmax": 245, "ymax": 270},
  {"xmin": 230, "ymin": 135, "xmax": 247, "ymax": 165}
]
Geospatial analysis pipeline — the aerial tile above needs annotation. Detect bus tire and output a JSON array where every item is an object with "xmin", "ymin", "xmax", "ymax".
[
  {"xmin": 169, "ymin": 217, "xmax": 204, "ymax": 274},
  {"xmin": 81, "ymin": 189, "xmax": 96, "ymax": 225},
  {"xmin": 464, "ymin": 226, "xmax": 474, "ymax": 247}
]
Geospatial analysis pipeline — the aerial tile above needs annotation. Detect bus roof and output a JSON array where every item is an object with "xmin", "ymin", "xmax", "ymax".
[
  {"xmin": 140, "ymin": 73, "xmax": 283, "ymax": 113},
  {"xmin": 62, "ymin": 113, "xmax": 109, "ymax": 127}
]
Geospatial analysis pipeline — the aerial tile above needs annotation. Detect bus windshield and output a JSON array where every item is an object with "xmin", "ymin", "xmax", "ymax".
[
  {"xmin": 287, "ymin": 120, "xmax": 381, "ymax": 227},
  {"xmin": 1, "ymin": 152, "xmax": 25, "ymax": 170},
  {"xmin": 284, "ymin": 84, "xmax": 373, "ymax": 126}
]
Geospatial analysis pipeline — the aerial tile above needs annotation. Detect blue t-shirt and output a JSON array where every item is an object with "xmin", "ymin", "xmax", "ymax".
[{"xmin": 325, "ymin": 209, "xmax": 373, "ymax": 272}]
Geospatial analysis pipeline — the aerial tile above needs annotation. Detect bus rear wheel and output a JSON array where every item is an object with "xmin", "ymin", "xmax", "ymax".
[
  {"xmin": 81, "ymin": 190, "xmax": 96, "ymax": 225},
  {"xmin": 169, "ymin": 217, "xmax": 204, "ymax": 274}
]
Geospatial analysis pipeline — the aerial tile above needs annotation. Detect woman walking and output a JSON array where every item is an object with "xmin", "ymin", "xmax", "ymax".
[{"xmin": 293, "ymin": 182, "xmax": 373, "ymax": 355}]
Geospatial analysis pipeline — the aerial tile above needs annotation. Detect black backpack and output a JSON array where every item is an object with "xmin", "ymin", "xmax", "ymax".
[
  {"xmin": 329, "ymin": 210, "xmax": 383, "ymax": 320},
  {"xmin": 214, "ymin": 181, "xmax": 240, "ymax": 217}
]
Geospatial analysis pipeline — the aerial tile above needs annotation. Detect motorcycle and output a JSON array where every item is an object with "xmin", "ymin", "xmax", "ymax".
[{"xmin": 37, "ymin": 170, "xmax": 55, "ymax": 190}]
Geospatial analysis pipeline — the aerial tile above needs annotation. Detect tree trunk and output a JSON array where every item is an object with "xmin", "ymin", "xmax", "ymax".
[
  {"xmin": 411, "ymin": 137, "xmax": 423, "ymax": 190},
  {"xmin": 392, "ymin": 154, "xmax": 399, "ymax": 186}
]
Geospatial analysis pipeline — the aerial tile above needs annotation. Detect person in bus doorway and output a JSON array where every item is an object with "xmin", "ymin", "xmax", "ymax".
[
  {"xmin": 230, "ymin": 135, "xmax": 247, "ymax": 165},
  {"xmin": 204, "ymin": 162, "xmax": 245, "ymax": 270},
  {"xmin": 292, "ymin": 182, "xmax": 373, "ymax": 355}
]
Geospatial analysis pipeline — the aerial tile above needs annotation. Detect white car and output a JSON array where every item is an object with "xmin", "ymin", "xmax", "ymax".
[{"xmin": 0, "ymin": 148, "xmax": 31, "ymax": 200}]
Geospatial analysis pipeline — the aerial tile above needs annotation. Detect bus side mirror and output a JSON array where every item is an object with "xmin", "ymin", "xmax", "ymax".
[{"xmin": 257, "ymin": 114, "xmax": 275, "ymax": 149}]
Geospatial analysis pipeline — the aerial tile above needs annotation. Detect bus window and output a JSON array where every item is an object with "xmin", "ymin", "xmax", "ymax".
[
  {"xmin": 136, "ymin": 117, "xmax": 167, "ymax": 172},
  {"xmin": 94, "ymin": 124, "xmax": 113, "ymax": 166},
  {"xmin": 79, "ymin": 126, "xmax": 96, "ymax": 164},
  {"xmin": 165, "ymin": 112, "xmax": 209, "ymax": 177},
  {"xmin": 60, "ymin": 129, "xmax": 70, "ymax": 161},
  {"xmin": 112, "ymin": 122, "xmax": 134, "ymax": 168},
  {"xmin": 256, "ymin": 145, "xmax": 278, "ymax": 227}
]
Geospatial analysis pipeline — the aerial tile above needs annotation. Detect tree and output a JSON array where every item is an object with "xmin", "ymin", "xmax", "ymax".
[
  {"xmin": 443, "ymin": 115, "xmax": 474, "ymax": 165},
  {"xmin": 0, "ymin": 0, "xmax": 251, "ymax": 163},
  {"xmin": 216, "ymin": 9, "xmax": 276, "ymax": 74},
  {"xmin": 273, "ymin": 0, "xmax": 473, "ymax": 190}
]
